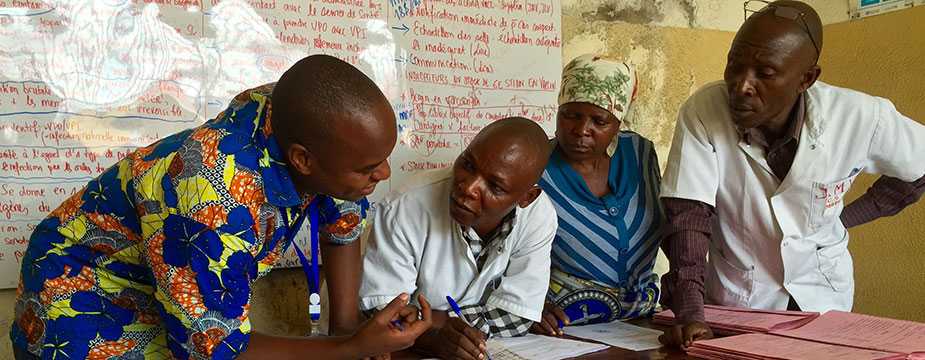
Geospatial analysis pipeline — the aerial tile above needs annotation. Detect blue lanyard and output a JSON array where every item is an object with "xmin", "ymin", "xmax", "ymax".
[{"xmin": 288, "ymin": 198, "xmax": 321, "ymax": 321}]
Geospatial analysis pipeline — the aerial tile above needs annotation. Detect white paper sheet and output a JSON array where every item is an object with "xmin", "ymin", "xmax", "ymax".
[
  {"xmin": 487, "ymin": 341, "xmax": 528, "ymax": 360},
  {"xmin": 487, "ymin": 334, "xmax": 608, "ymax": 360},
  {"xmin": 563, "ymin": 321, "xmax": 664, "ymax": 351}
]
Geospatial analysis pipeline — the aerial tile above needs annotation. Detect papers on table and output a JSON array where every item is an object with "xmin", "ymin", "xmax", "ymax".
[
  {"xmin": 486, "ymin": 340, "xmax": 528, "ymax": 360},
  {"xmin": 769, "ymin": 311, "xmax": 925, "ymax": 354},
  {"xmin": 563, "ymin": 321, "xmax": 663, "ymax": 351},
  {"xmin": 653, "ymin": 305, "xmax": 819, "ymax": 335},
  {"xmin": 487, "ymin": 334, "xmax": 608, "ymax": 360},
  {"xmin": 686, "ymin": 310, "xmax": 925, "ymax": 360},
  {"xmin": 688, "ymin": 333, "xmax": 906, "ymax": 360}
]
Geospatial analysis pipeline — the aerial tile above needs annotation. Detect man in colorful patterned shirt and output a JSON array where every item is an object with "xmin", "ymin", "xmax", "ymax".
[{"xmin": 11, "ymin": 55, "xmax": 432, "ymax": 359}]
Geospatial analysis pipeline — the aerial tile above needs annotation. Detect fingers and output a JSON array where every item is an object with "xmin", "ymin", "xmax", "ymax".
[
  {"xmin": 452, "ymin": 343, "xmax": 481, "ymax": 360},
  {"xmin": 695, "ymin": 326, "xmax": 713, "ymax": 341},
  {"xmin": 461, "ymin": 323, "xmax": 487, "ymax": 359},
  {"xmin": 684, "ymin": 323, "xmax": 712, "ymax": 348},
  {"xmin": 460, "ymin": 324, "xmax": 487, "ymax": 344},
  {"xmin": 684, "ymin": 327, "xmax": 699, "ymax": 347},
  {"xmin": 445, "ymin": 323, "xmax": 483, "ymax": 360},
  {"xmin": 682, "ymin": 335, "xmax": 694, "ymax": 349},
  {"xmin": 376, "ymin": 293, "xmax": 411, "ymax": 322},
  {"xmin": 418, "ymin": 294, "xmax": 432, "ymax": 323},
  {"xmin": 529, "ymin": 322, "xmax": 547, "ymax": 335},
  {"xmin": 398, "ymin": 305, "xmax": 418, "ymax": 324},
  {"xmin": 446, "ymin": 318, "xmax": 486, "ymax": 359},
  {"xmin": 659, "ymin": 325, "xmax": 684, "ymax": 348},
  {"xmin": 405, "ymin": 295, "xmax": 433, "ymax": 336},
  {"xmin": 541, "ymin": 312, "xmax": 561, "ymax": 336},
  {"xmin": 550, "ymin": 305, "xmax": 570, "ymax": 327},
  {"xmin": 680, "ymin": 323, "xmax": 712, "ymax": 350},
  {"xmin": 530, "ymin": 320, "xmax": 554, "ymax": 336}
]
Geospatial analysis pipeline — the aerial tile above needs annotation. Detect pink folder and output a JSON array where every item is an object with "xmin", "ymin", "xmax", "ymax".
[{"xmin": 653, "ymin": 305, "xmax": 819, "ymax": 335}]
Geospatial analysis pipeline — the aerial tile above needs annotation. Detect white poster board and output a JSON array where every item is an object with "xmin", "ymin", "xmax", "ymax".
[{"xmin": 0, "ymin": 0, "xmax": 562, "ymax": 287}]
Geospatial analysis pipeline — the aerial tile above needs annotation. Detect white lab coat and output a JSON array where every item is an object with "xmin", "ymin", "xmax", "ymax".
[
  {"xmin": 359, "ymin": 169, "xmax": 556, "ymax": 322},
  {"xmin": 662, "ymin": 81, "xmax": 925, "ymax": 312}
]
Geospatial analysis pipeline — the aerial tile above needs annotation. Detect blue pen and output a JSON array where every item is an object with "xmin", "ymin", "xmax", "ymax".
[
  {"xmin": 390, "ymin": 319, "xmax": 405, "ymax": 331},
  {"xmin": 446, "ymin": 296, "xmax": 492, "ymax": 360},
  {"xmin": 445, "ymin": 295, "xmax": 471, "ymax": 326}
]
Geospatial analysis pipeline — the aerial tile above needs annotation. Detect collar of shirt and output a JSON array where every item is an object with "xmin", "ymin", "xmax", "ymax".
[
  {"xmin": 460, "ymin": 210, "xmax": 517, "ymax": 262},
  {"xmin": 209, "ymin": 83, "xmax": 302, "ymax": 209},
  {"xmin": 548, "ymin": 135, "xmax": 641, "ymax": 213},
  {"xmin": 737, "ymin": 94, "xmax": 806, "ymax": 152}
]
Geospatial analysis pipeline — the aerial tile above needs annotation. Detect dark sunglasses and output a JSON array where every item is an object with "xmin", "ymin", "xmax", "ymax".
[{"xmin": 744, "ymin": 0, "xmax": 820, "ymax": 62}]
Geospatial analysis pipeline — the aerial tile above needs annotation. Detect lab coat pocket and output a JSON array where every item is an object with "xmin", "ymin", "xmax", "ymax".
[
  {"xmin": 810, "ymin": 170, "xmax": 860, "ymax": 230},
  {"xmin": 815, "ymin": 236, "xmax": 851, "ymax": 292},
  {"xmin": 706, "ymin": 250, "xmax": 754, "ymax": 307}
]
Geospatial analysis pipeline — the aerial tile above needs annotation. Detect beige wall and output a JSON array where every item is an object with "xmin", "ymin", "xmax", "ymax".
[{"xmin": 821, "ymin": 6, "xmax": 925, "ymax": 322}]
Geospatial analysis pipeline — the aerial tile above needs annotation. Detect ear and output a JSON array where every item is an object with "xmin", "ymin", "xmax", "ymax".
[
  {"xmin": 517, "ymin": 186, "xmax": 542, "ymax": 208},
  {"xmin": 798, "ymin": 64, "xmax": 822, "ymax": 93},
  {"xmin": 286, "ymin": 143, "xmax": 314, "ymax": 176}
]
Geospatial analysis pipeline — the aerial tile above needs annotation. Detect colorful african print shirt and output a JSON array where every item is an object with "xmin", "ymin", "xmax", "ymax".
[{"xmin": 10, "ymin": 84, "xmax": 368, "ymax": 359}]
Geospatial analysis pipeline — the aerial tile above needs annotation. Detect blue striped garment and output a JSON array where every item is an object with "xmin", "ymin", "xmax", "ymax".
[{"xmin": 540, "ymin": 132, "xmax": 664, "ymax": 296}]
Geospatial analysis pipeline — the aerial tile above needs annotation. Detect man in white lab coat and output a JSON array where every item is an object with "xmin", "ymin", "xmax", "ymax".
[
  {"xmin": 360, "ymin": 117, "xmax": 556, "ymax": 360},
  {"xmin": 659, "ymin": 0, "xmax": 925, "ymax": 348}
]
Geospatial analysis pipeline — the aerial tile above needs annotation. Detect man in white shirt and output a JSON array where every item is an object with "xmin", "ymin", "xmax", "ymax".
[
  {"xmin": 360, "ymin": 117, "xmax": 556, "ymax": 360},
  {"xmin": 659, "ymin": 0, "xmax": 925, "ymax": 349}
]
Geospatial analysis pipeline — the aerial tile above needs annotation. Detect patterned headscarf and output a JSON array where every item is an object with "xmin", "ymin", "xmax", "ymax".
[
  {"xmin": 559, "ymin": 54, "xmax": 638, "ymax": 123},
  {"xmin": 558, "ymin": 54, "xmax": 639, "ymax": 155}
]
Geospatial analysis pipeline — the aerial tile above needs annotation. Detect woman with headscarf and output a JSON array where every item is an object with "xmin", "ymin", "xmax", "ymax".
[{"xmin": 531, "ymin": 54, "xmax": 663, "ymax": 335}]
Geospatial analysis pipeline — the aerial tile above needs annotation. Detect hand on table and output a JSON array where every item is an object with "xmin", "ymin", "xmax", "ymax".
[
  {"xmin": 432, "ymin": 316, "xmax": 488, "ymax": 360},
  {"xmin": 529, "ymin": 301, "xmax": 570, "ymax": 336},
  {"xmin": 658, "ymin": 321, "xmax": 713, "ymax": 350}
]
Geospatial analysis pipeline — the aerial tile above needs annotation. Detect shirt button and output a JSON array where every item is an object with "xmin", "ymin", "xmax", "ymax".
[{"xmin": 608, "ymin": 207, "xmax": 618, "ymax": 215}]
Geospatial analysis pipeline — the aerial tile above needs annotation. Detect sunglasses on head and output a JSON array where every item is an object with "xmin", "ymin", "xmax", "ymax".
[{"xmin": 744, "ymin": 0, "xmax": 820, "ymax": 62}]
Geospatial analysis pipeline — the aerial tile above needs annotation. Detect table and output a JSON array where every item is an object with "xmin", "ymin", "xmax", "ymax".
[{"xmin": 393, "ymin": 318, "xmax": 691, "ymax": 360}]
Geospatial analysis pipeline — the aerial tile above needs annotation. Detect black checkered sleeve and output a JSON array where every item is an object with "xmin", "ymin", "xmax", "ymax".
[{"xmin": 456, "ymin": 304, "xmax": 533, "ymax": 338}]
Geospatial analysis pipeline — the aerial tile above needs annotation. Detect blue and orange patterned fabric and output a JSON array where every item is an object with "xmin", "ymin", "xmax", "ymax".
[{"xmin": 10, "ymin": 84, "xmax": 368, "ymax": 359}]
